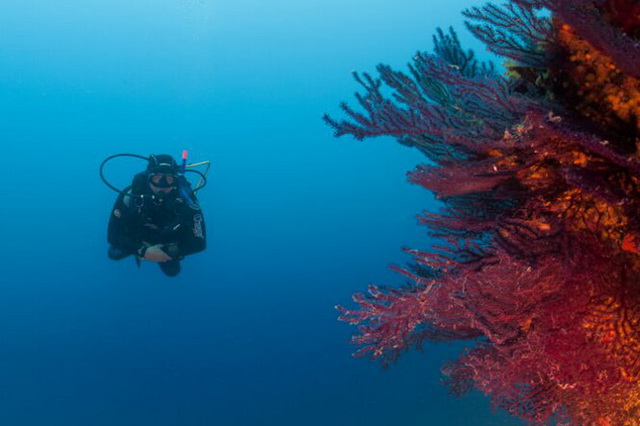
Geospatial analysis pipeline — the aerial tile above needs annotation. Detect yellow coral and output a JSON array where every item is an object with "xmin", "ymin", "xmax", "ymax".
[{"xmin": 556, "ymin": 24, "xmax": 640, "ymax": 133}]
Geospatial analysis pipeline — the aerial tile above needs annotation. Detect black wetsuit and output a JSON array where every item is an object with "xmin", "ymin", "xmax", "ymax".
[{"xmin": 107, "ymin": 172, "xmax": 206, "ymax": 276}]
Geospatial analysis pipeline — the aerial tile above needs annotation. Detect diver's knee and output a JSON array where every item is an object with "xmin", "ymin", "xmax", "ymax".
[
  {"xmin": 159, "ymin": 260, "xmax": 181, "ymax": 277},
  {"xmin": 108, "ymin": 246, "xmax": 129, "ymax": 261}
]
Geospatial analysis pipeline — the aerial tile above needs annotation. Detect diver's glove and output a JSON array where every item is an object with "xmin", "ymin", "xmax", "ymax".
[
  {"xmin": 161, "ymin": 243, "xmax": 181, "ymax": 259},
  {"xmin": 136, "ymin": 243, "xmax": 152, "ymax": 258}
]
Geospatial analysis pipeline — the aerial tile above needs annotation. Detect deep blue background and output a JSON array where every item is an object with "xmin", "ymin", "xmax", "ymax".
[{"xmin": 0, "ymin": 1, "xmax": 521, "ymax": 425}]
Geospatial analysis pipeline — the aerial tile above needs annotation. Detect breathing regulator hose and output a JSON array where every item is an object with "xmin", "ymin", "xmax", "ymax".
[{"xmin": 100, "ymin": 151, "xmax": 211, "ymax": 200}]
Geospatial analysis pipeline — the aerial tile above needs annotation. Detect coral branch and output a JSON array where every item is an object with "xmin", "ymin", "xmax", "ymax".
[{"xmin": 463, "ymin": 2, "xmax": 551, "ymax": 68}]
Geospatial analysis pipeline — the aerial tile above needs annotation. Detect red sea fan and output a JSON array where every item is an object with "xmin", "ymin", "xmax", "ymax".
[{"xmin": 326, "ymin": 1, "xmax": 640, "ymax": 425}]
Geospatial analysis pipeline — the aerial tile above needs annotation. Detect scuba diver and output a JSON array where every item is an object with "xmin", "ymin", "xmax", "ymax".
[{"xmin": 101, "ymin": 152, "xmax": 208, "ymax": 277}]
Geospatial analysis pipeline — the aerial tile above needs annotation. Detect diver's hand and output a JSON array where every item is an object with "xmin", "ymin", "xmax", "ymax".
[{"xmin": 144, "ymin": 245, "xmax": 173, "ymax": 263}]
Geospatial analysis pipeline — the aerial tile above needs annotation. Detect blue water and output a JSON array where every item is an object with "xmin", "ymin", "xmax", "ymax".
[{"xmin": 1, "ymin": 1, "xmax": 521, "ymax": 425}]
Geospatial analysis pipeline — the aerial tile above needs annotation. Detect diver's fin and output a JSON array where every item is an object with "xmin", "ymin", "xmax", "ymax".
[{"xmin": 135, "ymin": 256, "xmax": 141, "ymax": 268}]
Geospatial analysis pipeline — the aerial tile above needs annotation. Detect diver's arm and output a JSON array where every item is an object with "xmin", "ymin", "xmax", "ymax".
[
  {"xmin": 107, "ymin": 193, "xmax": 142, "ymax": 255},
  {"xmin": 165, "ymin": 208, "xmax": 206, "ymax": 258}
]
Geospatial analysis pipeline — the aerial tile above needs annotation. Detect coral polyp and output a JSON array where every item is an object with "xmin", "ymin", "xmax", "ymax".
[{"xmin": 326, "ymin": 1, "xmax": 640, "ymax": 424}]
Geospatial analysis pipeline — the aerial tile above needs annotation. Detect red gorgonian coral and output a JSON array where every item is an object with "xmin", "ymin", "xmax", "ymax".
[{"xmin": 325, "ymin": 1, "xmax": 640, "ymax": 425}]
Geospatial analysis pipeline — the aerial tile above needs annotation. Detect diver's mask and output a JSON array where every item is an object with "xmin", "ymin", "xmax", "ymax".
[{"xmin": 149, "ymin": 173, "xmax": 176, "ymax": 188}]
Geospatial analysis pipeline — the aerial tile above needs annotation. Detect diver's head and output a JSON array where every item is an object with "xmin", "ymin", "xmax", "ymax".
[{"xmin": 147, "ymin": 154, "xmax": 178, "ymax": 193}]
